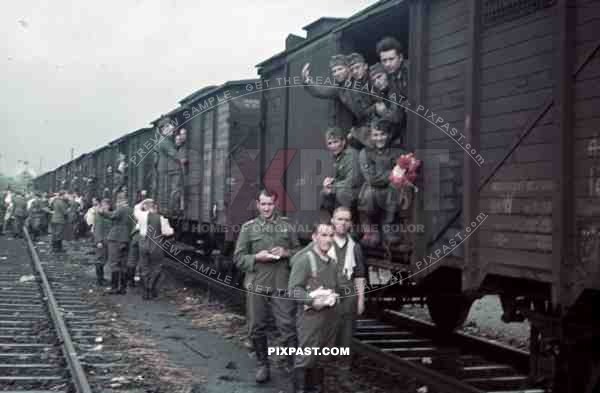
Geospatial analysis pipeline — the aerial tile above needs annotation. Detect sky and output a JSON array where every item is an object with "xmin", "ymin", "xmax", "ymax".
[{"xmin": 0, "ymin": 0, "xmax": 375, "ymax": 176}]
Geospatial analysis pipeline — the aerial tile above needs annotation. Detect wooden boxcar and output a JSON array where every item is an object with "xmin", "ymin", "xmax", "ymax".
[
  {"xmin": 256, "ymin": 0, "xmax": 600, "ymax": 390},
  {"xmin": 157, "ymin": 80, "xmax": 262, "ymax": 250}
]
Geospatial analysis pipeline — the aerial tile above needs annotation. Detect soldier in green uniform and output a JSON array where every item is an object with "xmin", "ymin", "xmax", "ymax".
[
  {"xmin": 320, "ymin": 127, "xmax": 361, "ymax": 216},
  {"xmin": 288, "ymin": 221, "xmax": 339, "ymax": 393},
  {"xmin": 49, "ymin": 191, "xmax": 68, "ymax": 253},
  {"xmin": 12, "ymin": 192, "xmax": 28, "ymax": 239},
  {"xmin": 126, "ymin": 193, "xmax": 147, "ymax": 288},
  {"xmin": 27, "ymin": 193, "xmax": 46, "ymax": 242},
  {"xmin": 368, "ymin": 63, "xmax": 406, "ymax": 148},
  {"xmin": 39, "ymin": 193, "xmax": 50, "ymax": 235},
  {"xmin": 93, "ymin": 199, "xmax": 111, "ymax": 286},
  {"xmin": 234, "ymin": 189, "xmax": 300, "ymax": 383},
  {"xmin": 99, "ymin": 193, "xmax": 134, "ymax": 294},
  {"xmin": 358, "ymin": 119, "xmax": 405, "ymax": 247},
  {"xmin": 376, "ymin": 36, "xmax": 409, "ymax": 98},
  {"xmin": 302, "ymin": 54, "xmax": 373, "ymax": 148},
  {"xmin": 137, "ymin": 199, "xmax": 174, "ymax": 300},
  {"xmin": 330, "ymin": 207, "xmax": 366, "ymax": 380},
  {"xmin": 346, "ymin": 52, "xmax": 376, "ymax": 150}
]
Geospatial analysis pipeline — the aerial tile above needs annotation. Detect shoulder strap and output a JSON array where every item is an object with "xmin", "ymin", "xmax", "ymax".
[{"xmin": 307, "ymin": 251, "xmax": 318, "ymax": 278}]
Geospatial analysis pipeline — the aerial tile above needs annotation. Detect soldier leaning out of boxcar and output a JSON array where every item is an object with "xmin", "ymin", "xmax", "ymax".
[
  {"xmin": 302, "ymin": 54, "xmax": 374, "ymax": 145},
  {"xmin": 234, "ymin": 189, "xmax": 301, "ymax": 384},
  {"xmin": 135, "ymin": 198, "xmax": 174, "ymax": 300},
  {"xmin": 320, "ymin": 127, "xmax": 362, "ymax": 217},
  {"xmin": 98, "ymin": 194, "xmax": 134, "ymax": 295},
  {"xmin": 288, "ymin": 221, "xmax": 339, "ymax": 393},
  {"xmin": 376, "ymin": 36, "xmax": 409, "ymax": 99},
  {"xmin": 346, "ymin": 52, "xmax": 379, "ymax": 150},
  {"xmin": 93, "ymin": 198, "xmax": 112, "ymax": 286},
  {"xmin": 368, "ymin": 62, "xmax": 406, "ymax": 148},
  {"xmin": 358, "ymin": 119, "xmax": 405, "ymax": 247}
]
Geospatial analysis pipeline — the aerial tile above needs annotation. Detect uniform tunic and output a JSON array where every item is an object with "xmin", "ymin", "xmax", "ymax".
[
  {"xmin": 288, "ymin": 248, "xmax": 339, "ymax": 368},
  {"xmin": 358, "ymin": 146, "xmax": 406, "ymax": 242},
  {"xmin": 321, "ymin": 148, "xmax": 361, "ymax": 212},
  {"xmin": 12, "ymin": 196, "xmax": 27, "ymax": 237},
  {"xmin": 93, "ymin": 211, "xmax": 111, "ymax": 266},
  {"xmin": 234, "ymin": 213, "xmax": 300, "ymax": 343},
  {"xmin": 50, "ymin": 197, "xmax": 68, "ymax": 243},
  {"xmin": 139, "ymin": 212, "xmax": 165, "ymax": 286},
  {"xmin": 103, "ymin": 206, "xmax": 134, "ymax": 273},
  {"xmin": 332, "ymin": 236, "xmax": 366, "ymax": 349}
]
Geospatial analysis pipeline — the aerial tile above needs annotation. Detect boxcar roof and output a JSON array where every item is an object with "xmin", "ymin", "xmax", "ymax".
[
  {"xmin": 109, "ymin": 127, "xmax": 153, "ymax": 145},
  {"xmin": 179, "ymin": 78, "xmax": 260, "ymax": 105},
  {"xmin": 256, "ymin": 0, "xmax": 403, "ymax": 68}
]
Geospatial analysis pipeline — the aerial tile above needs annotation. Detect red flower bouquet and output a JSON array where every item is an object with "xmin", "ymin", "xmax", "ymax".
[{"xmin": 389, "ymin": 152, "xmax": 421, "ymax": 192}]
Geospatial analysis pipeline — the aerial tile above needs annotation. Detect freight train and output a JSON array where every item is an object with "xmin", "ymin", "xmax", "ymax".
[{"xmin": 33, "ymin": 0, "xmax": 600, "ymax": 391}]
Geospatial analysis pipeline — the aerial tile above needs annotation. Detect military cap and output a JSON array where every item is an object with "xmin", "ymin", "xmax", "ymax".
[
  {"xmin": 347, "ymin": 52, "xmax": 366, "ymax": 66},
  {"xmin": 369, "ymin": 62, "xmax": 385, "ymax": 77},
  {"xmin": 324, "ymin": 127, "xmax": 346, "ymax": 140},
  {"xmin": 329, "ymin": 54, "xmax": 348, "ymax": 68}
]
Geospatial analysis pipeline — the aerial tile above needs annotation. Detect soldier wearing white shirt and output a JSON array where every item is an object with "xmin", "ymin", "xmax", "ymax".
[{"xmin": 135, "ymin": 199, "xmax": 174, "ymax": 300}]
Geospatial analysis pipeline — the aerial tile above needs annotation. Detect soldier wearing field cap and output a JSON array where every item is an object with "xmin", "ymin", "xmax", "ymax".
[
  {"xmin": 93, "ymin": 198, "xmax": 112, "ymax": 286},
  {"xmin": 302, "ymin": 55, "xmax": 369, "ymax": 131},
  {"xmin": 135, "ymin": 198, "xmax": 174, "ymax": 300},
  {"xmin": 368, "ymin": 62, "xmax": 406, "ymax": 147},
  {"xmin": 321, "ymin": 127, "xmax": 361, "ymax": 216},
  {"xmin": 234, "ymin": 189, "xmax": 301, "ymax": 384},
  {"xmin": 49, "ymin": 191, "xmax": 68, "ymax": 253},
  {"xmin": 99, "ymin": 192, "xmax": 134, "ymax": 294}
]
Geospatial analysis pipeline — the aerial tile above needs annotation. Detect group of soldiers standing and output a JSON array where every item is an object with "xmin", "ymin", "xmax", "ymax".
[
  {"xmin": 235, "ymin": 191, "xmax": 367, "ymax": 393},
  {"xmin": 0, "ymin": 189, "xmax": 87, "ymax": 247},
  {"xmin": 88, "ymin": 190, "xmax": 174, "ymax": 300}
]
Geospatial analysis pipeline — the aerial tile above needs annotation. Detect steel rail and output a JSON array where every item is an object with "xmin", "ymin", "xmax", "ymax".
[{"xmin": 23, "ymin": 227, "xmax": 93, "ymax": 393}]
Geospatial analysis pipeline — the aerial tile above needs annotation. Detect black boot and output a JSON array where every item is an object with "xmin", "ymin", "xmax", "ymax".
[
  {"xmin": 108, "ymin": 272, "xmax": 119, "ymax": 294},
  {"xmin": 252, "ymin": 337, "xmax": 270, "ymax": 383},
  {"xmin": 294, "ymin": 368, "xmax": 307, "ymax": 393},
  {"xmin": 118, "ymin": 272, "xmax": 127, "ymax": 294},
  {"xmin": 95, "ymin": 265, "xmax": 106, "ymax": 286}
]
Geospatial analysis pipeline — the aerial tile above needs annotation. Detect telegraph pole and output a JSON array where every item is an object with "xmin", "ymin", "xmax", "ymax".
[{"xmin": 71, "ymin": 148, "xmax": 74, "ymax": 161}]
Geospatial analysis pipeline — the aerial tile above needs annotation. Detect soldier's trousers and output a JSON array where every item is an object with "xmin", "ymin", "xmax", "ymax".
[
  {"xmin": 247, "ymin": 292, "xmax": 296, "ymax": 345},
  {"xmin": 358, "ymin": 185, "xmax": 400, "ymax": 242},
  {"xmin": 295, "ymin": 306, "xmax": 338, "ymax": 369},
  {"xmin": 127, "ymin": 238, "xmax": 140, "ymax": 269},
  {"xmin": 13, "ymin": 216, "xmax": 25, "ymax": 238},
  {"xmin": 139, "ymin": 247, "xmax": 163, "ymax": 288},
  {"xmin": 336, "ymin": 296, "xmax": 357, "ymax": 357},
  {"xmin": 107, "ymin": 241, "xmax": 128, "ymax": 273},
  {"xmin": 96, "ymin": 241, "xmax": 108, "ymax": 266},
  {"xmin": 50, "ymin": 222, "xmax": 65, "ymax": 244}
]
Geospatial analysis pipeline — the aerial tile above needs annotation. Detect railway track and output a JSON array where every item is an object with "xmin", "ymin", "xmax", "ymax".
[
  {"xmin": 166, "ymin": 251, "xmax": 546, "ymax": 392},
  {"xmin": 0, "ymin": 230, "xmax": 132, "ymax": 392},
  {"xmin": 353, "ymin": 310, "xmax": 544, "ymax": 393}
]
